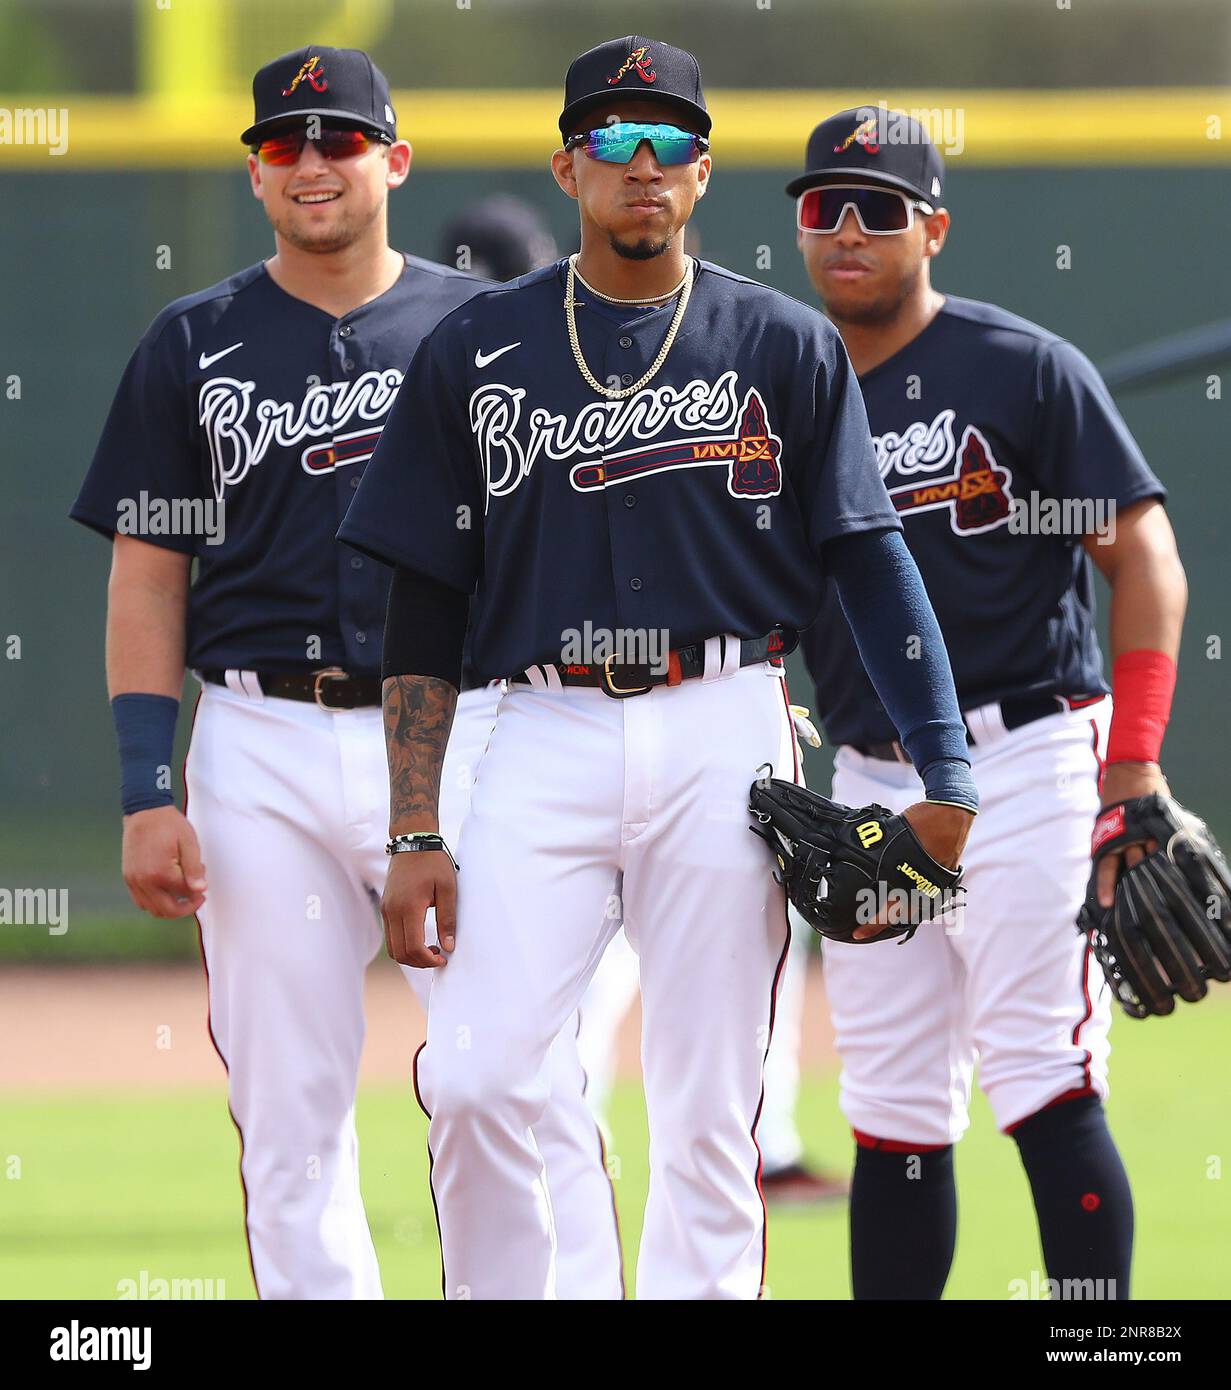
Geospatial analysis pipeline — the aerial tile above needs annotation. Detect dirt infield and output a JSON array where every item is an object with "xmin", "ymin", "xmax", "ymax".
[{"xmin": 0, "ymin": 956, "xmax": 837, "ymax": 1093}]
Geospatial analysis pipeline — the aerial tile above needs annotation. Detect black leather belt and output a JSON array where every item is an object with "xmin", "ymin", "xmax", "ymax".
[
  {"xmin": 199, "ymin": 667, "xmax": 381, "ymax": 710},
  {"xmin": 510, "ymin": 629, "xmax": 797, "ymax": 700},
  {"xmin": 855, "ymin": 694, "xmax": 1102, "ymax": 762}
]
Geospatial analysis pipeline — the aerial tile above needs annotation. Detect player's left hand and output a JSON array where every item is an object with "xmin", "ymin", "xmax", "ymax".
[
  {"xmin": 855, "ymin": 800, "xmax": 974, "ymax": 940},
  {"xmin": 1095, "ymin": 761, "xmax": 1171, "ymax": 907}
]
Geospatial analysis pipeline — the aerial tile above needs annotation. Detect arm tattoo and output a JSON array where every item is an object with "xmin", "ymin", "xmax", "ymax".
[{"xmin": 382, "ymin": 675, "xmax": 458, "ymax": 834}]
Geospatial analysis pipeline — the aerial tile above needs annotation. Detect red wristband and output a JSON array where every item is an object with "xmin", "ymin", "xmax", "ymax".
[{"xmin": 1106, "ymin": 649, "xmax": 1176, "ymax": 765}]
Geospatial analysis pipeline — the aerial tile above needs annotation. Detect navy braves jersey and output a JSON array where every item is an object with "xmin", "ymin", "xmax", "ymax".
[
  {"xmin": 803, "ymin": 295, "xmax": 1166, "ymax": 747},
  {"xmin": 72, "ymin": 254, "xmax": 485, "ymax": 674},
  {"xmin": 339, "ymin": 258, "xmax": 899, "ymax": 682}
]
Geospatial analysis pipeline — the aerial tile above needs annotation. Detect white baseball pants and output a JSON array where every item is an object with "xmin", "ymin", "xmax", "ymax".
[
  {"xmin": 823, "ymin": 701, "xmax": 1114, "ymax": 1147},
  {"xmin": 415, "ymin": 656, "xmax": 799, "ymax": 1300},
  {"xmin": 186, "ymin": 679, "xmax": 621, "ymax": 1299},
  {"xmin": 576, "ymin": 921, "xmax": 812, "ymax": 1174}
]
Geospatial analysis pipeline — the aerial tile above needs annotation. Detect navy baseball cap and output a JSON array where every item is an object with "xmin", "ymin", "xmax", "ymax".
[
  {"xmin": 241, "ymin": 46, "xmax": 398, "ymax": 146},
  {"xmin": 786, "ymin": 107, "xmax": 945, "ymax": 205},
  {"xmin": 559, "ymin": 36, "xmax": 710, "ymax": 140}
]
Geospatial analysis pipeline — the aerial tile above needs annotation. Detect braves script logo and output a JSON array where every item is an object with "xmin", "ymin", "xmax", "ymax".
[
  {"xmin": 469, "ymin": 370, "xmax": 782, "ymax": 509},
  {"xmin": 874, "ymin": 408, "xmax": 1014, "ymax": 535},
  {"xmin": 834, "ymin": 115, "xmax": 880, "ymax": 155},
  {"xmin": 198, "ymin": 370, "xmax": 402, "ymax": 500},
  {"xmin": 607, "ymin": 46, "xmax": 655, "ymax": 85},
  {"xmin": 282, "ymin": 56, "xmax": 327, "ymax": 97}
]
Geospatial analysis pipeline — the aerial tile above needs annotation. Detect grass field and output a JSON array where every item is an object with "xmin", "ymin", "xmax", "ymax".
[{"xmin": 2, "ymin": 996, "xmax": 1228, "ymax": 1300}]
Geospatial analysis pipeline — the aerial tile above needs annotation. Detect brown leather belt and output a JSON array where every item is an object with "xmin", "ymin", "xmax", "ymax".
[
  {"xmin": 509, "ymin": 629, "xmax": 796, "ymax": 700},
  {"xmin": 199, "ymin": 667, "xmax": 381, "ymax": 710}
]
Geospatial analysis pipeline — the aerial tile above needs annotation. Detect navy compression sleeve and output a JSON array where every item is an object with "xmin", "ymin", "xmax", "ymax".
[{"xmin": 827, "ymin": 528, "xmax": 978, "ymax": 812}]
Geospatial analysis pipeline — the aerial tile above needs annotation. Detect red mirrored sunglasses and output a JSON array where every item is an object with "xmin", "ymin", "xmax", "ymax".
[
  {"xmin": 253, "ymin": 125, "xmax": 391, "ymax": 166},
  {"xmin": 797, "ymin": 184, "xmax": 932, "ymax": 236}
]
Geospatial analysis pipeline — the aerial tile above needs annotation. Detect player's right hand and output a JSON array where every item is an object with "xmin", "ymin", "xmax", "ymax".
[
  {"xmin": 382, "ymin": 852, "xmax": 457, "ymax": 968},
  {"xmin": 121, "ymin": 806, "xmax": 207, "ymax": 919}
]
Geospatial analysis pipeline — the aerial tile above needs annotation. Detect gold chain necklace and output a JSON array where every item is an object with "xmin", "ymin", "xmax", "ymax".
[
  {"xmin": 565, "ymin": 254, "xmax": 695, "ymax": 400},
  {"xmin": 571, "ymin": 258, "xmax": 691, "ymax": 305}
]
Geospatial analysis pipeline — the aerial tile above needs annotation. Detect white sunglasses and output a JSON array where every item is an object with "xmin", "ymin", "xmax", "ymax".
[{"xmin": 796, "ymin": 184, "xmax": 934, "ymax": 236}]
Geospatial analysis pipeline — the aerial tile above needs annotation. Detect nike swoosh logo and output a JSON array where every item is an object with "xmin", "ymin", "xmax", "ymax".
[
  {"xmin": 198, "ymin": 342, "xmax": 244, "ymax": 369},
  {"xmin": 474, "ymin": 342, "xmax": 520, "ymax": 369}
]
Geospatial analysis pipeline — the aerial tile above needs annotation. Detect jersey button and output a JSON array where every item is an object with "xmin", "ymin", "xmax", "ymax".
[
  {"xmin": 618, "ymin": 336, "xmax": 633, "ymax": 349},
  {"xmin": 624, "ymin": 494, "xmax": 636, "ymax": 508},
  {"xmin": 620, "ymin": 373, "xmax": 633, "ymax": 386},
  {"xmin": 343, "ymin": 358, "xmax": 356, "ymax": 371},
  {"xmin": 629, "ymin": 577, "xmax": 642, "ymax": 592},
  {"xmin": 350, "ymin": 556, "xmax": 363, "ymax": 570},
  {"xmin": 355, "ymin": 630, "xmax": 367, "ymax": 644},
  {"xmin": 350, "ymin": 475, "xmax": 361, "ymax": 489},
  {"xmin": 339, "ymin": 324, "xmax": 353, "ymax": 338}
]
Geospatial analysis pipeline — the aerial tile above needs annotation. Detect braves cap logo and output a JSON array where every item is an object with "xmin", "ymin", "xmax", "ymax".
[
  {"xmin": 833, "ymin": 115, "xmax": 880, "ymax": 155},
  {"xmin": 607, "ymin": 45, "xmax": 656, "ymax": 86},
  {"xmin": 282, "ymin": 56, "xmax": 328, "ymax": 97}
]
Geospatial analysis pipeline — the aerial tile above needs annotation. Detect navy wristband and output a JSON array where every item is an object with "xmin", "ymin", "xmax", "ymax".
[
  {"xmin": 112, "ymin": 693, "xmax": 180, "ymax": 814},
  {"xmin": 917, "ymin": 757, "xmax": 979, "ymax": 814}
]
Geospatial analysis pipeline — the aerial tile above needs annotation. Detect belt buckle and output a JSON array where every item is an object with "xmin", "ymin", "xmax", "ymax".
[
  {"xmin": 312, "ymin": 666, "xmax": 350, "ymax": 710},
  {"xmin": 598, "ymin": 654, "xmax": 652, "ymax": 700}
]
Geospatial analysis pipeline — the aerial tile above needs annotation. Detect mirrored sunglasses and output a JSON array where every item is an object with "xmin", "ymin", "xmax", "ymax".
[
  {"xmin": 254, "ymin": 126, "xmax": 391, "ymax": 166},
  {"xmin": 566, "ymin": 122, "xmax": 709, "ymax": 166},
  {"xmin": 797, "ymin": 184, "xmax": 933, "ymax": 236}
]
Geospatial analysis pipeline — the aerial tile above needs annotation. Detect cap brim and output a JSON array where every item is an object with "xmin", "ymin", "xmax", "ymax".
[
  {"xmin": 241, "ymin": 109, "xmax": 391, "ymax": 145},
  {"xmin": 785, "ymin": 167, "xmax": 934, "ymax": 202},
  {"xmin": 559, "ymin": 90, "xmax": 711, "ymax": 140}
]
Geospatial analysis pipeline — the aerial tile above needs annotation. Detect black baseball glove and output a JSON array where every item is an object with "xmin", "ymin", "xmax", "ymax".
[
  {"xmin": 748, "ymin": 777, "xmax": 963, "ymax": 944},
  {"xmin": 1077, "ymin": 793, "xmax": 1231, "ymax": 1018}
]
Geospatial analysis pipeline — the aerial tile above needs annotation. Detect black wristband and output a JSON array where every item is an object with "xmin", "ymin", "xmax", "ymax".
[{"xmin": 386, "ymin": 832, "xmax": 460, "ymax": 871}]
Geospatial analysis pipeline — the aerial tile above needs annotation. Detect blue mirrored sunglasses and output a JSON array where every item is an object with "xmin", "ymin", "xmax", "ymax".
[{"xmin": 565, "ymin": 122, "xmax": 709, "ymax": 166}]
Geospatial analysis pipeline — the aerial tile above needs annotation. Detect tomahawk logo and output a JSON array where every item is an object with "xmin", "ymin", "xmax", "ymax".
[
  {"xmin": 874, "ymin": 409, "xmax": 1014, "ymax": 536},
  {"xmin": 198, "ymin": 370, "xmax": 403, "ymax": 500},
  {"xmin": 470, "ymin": 370, "xmax": 782, "ymax": 506}
]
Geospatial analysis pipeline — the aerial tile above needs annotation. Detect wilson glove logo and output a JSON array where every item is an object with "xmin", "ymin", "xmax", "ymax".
[
  {"xmin": 855, "ymin": 820, "xmax": 884, "ymax": 849},
  {"xmin": 897, "ymin": 861, "xmax": 941, "ymax": 898}
]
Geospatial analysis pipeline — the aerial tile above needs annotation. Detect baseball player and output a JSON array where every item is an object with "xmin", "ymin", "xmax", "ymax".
[
  {"xmin": 71, "ymin": 46, "xmax": 621, "ymax": 1300},
  {"xmin": 436, "ymin": 201, "xmax": 843, "ymax": 1206},
  {"xmin": 340, "ymin": 36, "xmax": 979, "ymax": 1300},
  {"xmin": 789, "ymin": 108, "xmax": 1187, "ymax": 1298}
]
